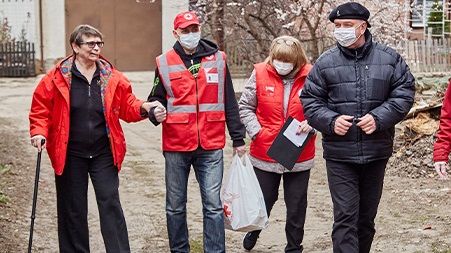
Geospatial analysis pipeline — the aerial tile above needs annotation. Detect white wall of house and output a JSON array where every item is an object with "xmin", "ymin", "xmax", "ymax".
[
  {"xmin": 38, "ymin": 0, "xmax": 65, "ymax": 70},
  {"xmin": 162, "ymin": 1, "xmax": 189, "ymax": 53},
  {"xmin": 1, "ymin": 0, "xmax": 37, "ymax": 42},
  {"xmin": 3, "ymin": 0, "xmax": 186, "ymax": 71},
  {"xmin": 0, "ymin": 0, "xmax": 65, "ymax": 70},
  {"xmin": 39, "ymin": 0, "xmax": 187, "ymax": 69}
]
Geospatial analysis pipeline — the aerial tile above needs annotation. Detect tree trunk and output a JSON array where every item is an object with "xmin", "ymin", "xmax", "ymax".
[{"xmin": 212, "ymin": 0, "xmax": 225, "ymax": 50}]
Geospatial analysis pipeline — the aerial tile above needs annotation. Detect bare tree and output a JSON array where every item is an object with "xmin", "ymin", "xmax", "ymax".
[
  {"xmin": 194, "ymin": 0, "xmax": 412, "ymax": 75},
  {"xmin": 223, "ymin": 0, "xmax": 342, "ymax": 64},
  {"xmin": 191, "ymin": 0, "xmax": 226, "ymax": 50},
  {"xmin": 225, "ymin": 0, "xmax": 410, "ymax": 62}
]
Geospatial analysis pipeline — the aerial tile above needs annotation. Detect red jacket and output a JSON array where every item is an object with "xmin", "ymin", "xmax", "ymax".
[
  {"xmin": 29, "ymin": 55, "xmax": 144, "ymax": 175},
  {"xmin": 434, "ymin": 79, "xmax": 451, "ymax": 162},
  {"xmin": 156, "ymin": 49, "xmax": 227, "ymax": 151},
  {"xmin": 250, "ymin": 62, "xmax": 315, "ymax": 162}
]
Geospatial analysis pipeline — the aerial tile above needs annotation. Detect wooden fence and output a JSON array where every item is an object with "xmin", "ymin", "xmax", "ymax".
[
  {"xmin": 227, "ymin": 38, "xmax": 451, "ymax": 76},
  {"xmin": 0, "ymin": 41, "xmax": 36, "ymax": 77},
  {"xmin": 391, "ymin": 38, "xmax": 450, "ymax": 73}
]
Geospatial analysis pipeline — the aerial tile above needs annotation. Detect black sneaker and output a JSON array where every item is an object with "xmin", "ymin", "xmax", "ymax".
[{"xmin": 242, "ymin": 230, "xmax": 261, "ymax": 251}]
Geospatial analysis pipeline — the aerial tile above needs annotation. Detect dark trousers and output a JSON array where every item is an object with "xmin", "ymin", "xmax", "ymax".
[
  {"xmin": 326, "ymin": 159, "xmax": 388, "ymax": 253},
  {"xmin": 253, "ymin": 167, "xmax": 310, "ymax": 253},
  {"xmin": 55, "ymin": 151, "xmax": 130, "ymax": 253}
]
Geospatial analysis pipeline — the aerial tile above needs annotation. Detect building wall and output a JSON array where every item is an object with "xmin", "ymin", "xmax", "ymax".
[
  {"xmin": 161, "ymin": 1, "xmax": 189, "ymax": 53},
  {"xmin": 0, "ymin": 0, "xmax": 37, "ymax": 42},
  {"xmin": 41, "ymin": 0, "xmax": 65, "ymax": 69},
  {"xmin": 64, "ymin": 0, "xmax": 162, "ymax": 71},
  {"xmin": 0, "ymin": 0, "xmax": 64, "ymax": 70},
  {"xmin": 1, "ymin": 0, "xmax": 171, "ymax": 71}
]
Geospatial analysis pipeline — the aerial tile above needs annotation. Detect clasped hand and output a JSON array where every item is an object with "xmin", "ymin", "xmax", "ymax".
[
  {"xmin": 334, "ymin": 114, "xmax": 376, "ymax": 136},
  {"xmin": 141, "ymin": 101, "xmax": 167, "ymax": 123}
]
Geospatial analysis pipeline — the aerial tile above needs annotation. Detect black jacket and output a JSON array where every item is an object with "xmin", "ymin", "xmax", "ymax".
[
  {"xmin": 300, "ymin": 31, "xmax": 415, "ymax": 164},
  {"xmin": 148, "ymin": 39, "xmax": 245, "ymax": 147},
  {"xmin": 68, "ymin": 64, "xmax": 110, "ymax": 158}
]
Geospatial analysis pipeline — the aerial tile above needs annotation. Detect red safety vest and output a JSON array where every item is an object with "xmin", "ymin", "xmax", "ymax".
[
  {"xmin": 156, "ymin": 49, "xmax": 227, "ymax": 151},
  {"xmin": 250, "ymin": 62, "xmax": 316, "ymax": 162}
]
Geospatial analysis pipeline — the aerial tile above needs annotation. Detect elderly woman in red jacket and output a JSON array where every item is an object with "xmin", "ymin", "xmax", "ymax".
[
  {"xmin": 29, "ymin": 24, "xmax": 163, "ymax": 252},
  {"xmin": 433, "ymin": 78, "xmax": 451, "ymax": 180},
  {"xmin": 238, "ymin": 35, "xmax": 315, "ymax": 252}
]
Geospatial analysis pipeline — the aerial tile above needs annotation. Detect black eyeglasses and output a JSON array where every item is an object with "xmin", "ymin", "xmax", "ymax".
[
  {"xmin": 276, "ymin": 39, "xmax": 295, "ymax": 46},
  {"xmin": 79, "ymin": 41, "xmax": 105, "ymax": 48}
]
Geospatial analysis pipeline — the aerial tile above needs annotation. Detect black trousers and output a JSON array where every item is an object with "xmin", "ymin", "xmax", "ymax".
[
  {"xmin": 326, "ymin": 159, "xmax": 388, "ymax": 253},
  {"xmin": 55, "ymin": 151, "xmax": 130, "ymax": 253},
  {"xmin": 253, "ymin": 167, "xmax": 310, "ymax": 253}
]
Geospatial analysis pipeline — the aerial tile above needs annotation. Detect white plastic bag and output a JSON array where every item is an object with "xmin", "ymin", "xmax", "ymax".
[{"xmin": 221, "ymin": 154, "xmax": 269, "ymax": 232}]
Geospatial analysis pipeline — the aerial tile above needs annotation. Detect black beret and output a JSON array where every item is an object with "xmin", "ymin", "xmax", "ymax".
[{"xmin": 329, "ymin": 2, "xmax": 371, "ymax": 28}]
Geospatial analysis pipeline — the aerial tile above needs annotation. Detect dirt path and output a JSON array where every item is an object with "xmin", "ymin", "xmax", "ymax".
[{"xmin": 0, "ymin": 73, "xmax": 450, "ymax": 253}]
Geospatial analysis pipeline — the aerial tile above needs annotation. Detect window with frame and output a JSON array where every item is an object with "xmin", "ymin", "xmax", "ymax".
[{"xmin": 411, "ymin": 0, "xmax": 439, "ymax": 27}]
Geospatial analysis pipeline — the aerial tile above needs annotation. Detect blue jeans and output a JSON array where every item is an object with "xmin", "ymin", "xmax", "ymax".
[{"xmin": 164, "ymin": 148, "xmax": 225, "ymax": 253}]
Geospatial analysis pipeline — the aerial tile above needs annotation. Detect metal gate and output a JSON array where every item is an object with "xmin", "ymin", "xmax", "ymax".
[{"xmin": 0, "ymin": 41, "xmax": 36, "ymax": 77}]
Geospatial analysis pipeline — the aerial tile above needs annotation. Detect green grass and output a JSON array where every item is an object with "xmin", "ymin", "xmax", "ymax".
[
  {"xmin": 143, "ymin": 192, "xmax": 165, "ymax": 199},
  {"xmin": 0, "ymin": 164, "xmax": 11, "ymax": 204},
  {"xmin": 0, "ymin": 163, "xmax": 10, "ymax": 174},
  {"xmin": 418, "ymin": 215, "xmax": 429, "ymax": 222},
  {"xmin": 404, "ymin": 214, "xmax": 431, "ymax": 225},
  {"xmin": 0, "ymin": 190, "xmax": 9, "ymax": 204},
  {"xmin": 392, "ymin": 211, "xmax": 401, "ymax": 217},
  {"xmin": 432, "ymin": 250, "xmax": 451, "ymax": 253},
  {"xmin": 431, "ymin": 241, "xmax": 451, "ymax": 253},
  {"xmin": 190, "ymin": 237, "xmax": 203, "ymax": 253}
]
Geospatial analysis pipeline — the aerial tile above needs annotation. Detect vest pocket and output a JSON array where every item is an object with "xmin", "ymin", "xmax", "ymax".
[
  {"xmin": 206, "ymin": 111, "xmax": 225, "ymax": 122},
  {"xmin": 169, "ymin": 71, "xmax": 183, "ymax": 80},
  {"xmin": 166, "ymin": 113, "xmax": 189, "ymax": 124}
]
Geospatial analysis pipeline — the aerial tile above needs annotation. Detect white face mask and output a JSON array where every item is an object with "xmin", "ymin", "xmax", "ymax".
[
  {"xmin": 273, "ymin": 60, "xmax": 294, "ymax": 76},
  {"xmin": 333, "ymin": 23, "xmax": 364, "ymax": 47},
  {"xmin": 178, "ymin": 32, "xmax": 201, "ymax": 50}
]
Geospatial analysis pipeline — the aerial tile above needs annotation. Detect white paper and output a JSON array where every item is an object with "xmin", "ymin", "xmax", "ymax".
[{"xmin": 283, "ymin": 118, "xmax": 309, "ymax": 147}]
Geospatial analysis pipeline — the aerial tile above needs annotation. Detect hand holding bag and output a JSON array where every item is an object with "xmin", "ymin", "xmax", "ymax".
[{"xmin": 221, "ymin": 154, "xmax": 269, "ymax": 232}]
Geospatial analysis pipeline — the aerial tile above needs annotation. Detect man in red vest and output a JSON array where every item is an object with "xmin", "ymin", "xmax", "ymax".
[{"xmin": 147, "ymin": 11, "xmax": 246, "ymax": 253}]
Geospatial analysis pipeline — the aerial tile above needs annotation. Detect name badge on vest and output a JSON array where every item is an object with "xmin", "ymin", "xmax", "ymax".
[{"xmin": 205, "ymin": 68, "xmax": 219, "ymax": 83}]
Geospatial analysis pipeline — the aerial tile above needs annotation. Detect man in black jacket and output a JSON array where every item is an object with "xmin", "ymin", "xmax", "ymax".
[
  {"xmin": 300, "ymin": 2, "xmax": 415, "ymax": 253},
  {"xmin": 147, "ymin": 11, "xmax": 246, "ymax": 253}
]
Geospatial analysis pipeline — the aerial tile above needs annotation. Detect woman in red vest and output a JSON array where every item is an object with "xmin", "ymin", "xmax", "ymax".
[{"xmin": 238, "ymin": 35, "xmax": 316, "ymax": 252}]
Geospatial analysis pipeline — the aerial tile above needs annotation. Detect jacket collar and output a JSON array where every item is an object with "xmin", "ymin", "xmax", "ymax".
[{"xmin": 55, "ymin": 54, "xmax": 114, "ymax": 87}]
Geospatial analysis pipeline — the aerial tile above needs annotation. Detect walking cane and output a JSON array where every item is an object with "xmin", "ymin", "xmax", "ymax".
[{"xmin": 28, "ymin": 139, "xmax": 45, "ymax": 253}]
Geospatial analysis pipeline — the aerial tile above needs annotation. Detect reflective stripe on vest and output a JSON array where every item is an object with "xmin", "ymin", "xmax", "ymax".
[{"xmin": 158, "ymin": 51, "xmax": 225, "ymax": 113}]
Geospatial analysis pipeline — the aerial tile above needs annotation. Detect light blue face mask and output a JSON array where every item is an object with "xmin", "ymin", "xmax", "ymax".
[{"xmin": 178, "ymin": 32, "xmax": 201, "ymax": 50}]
